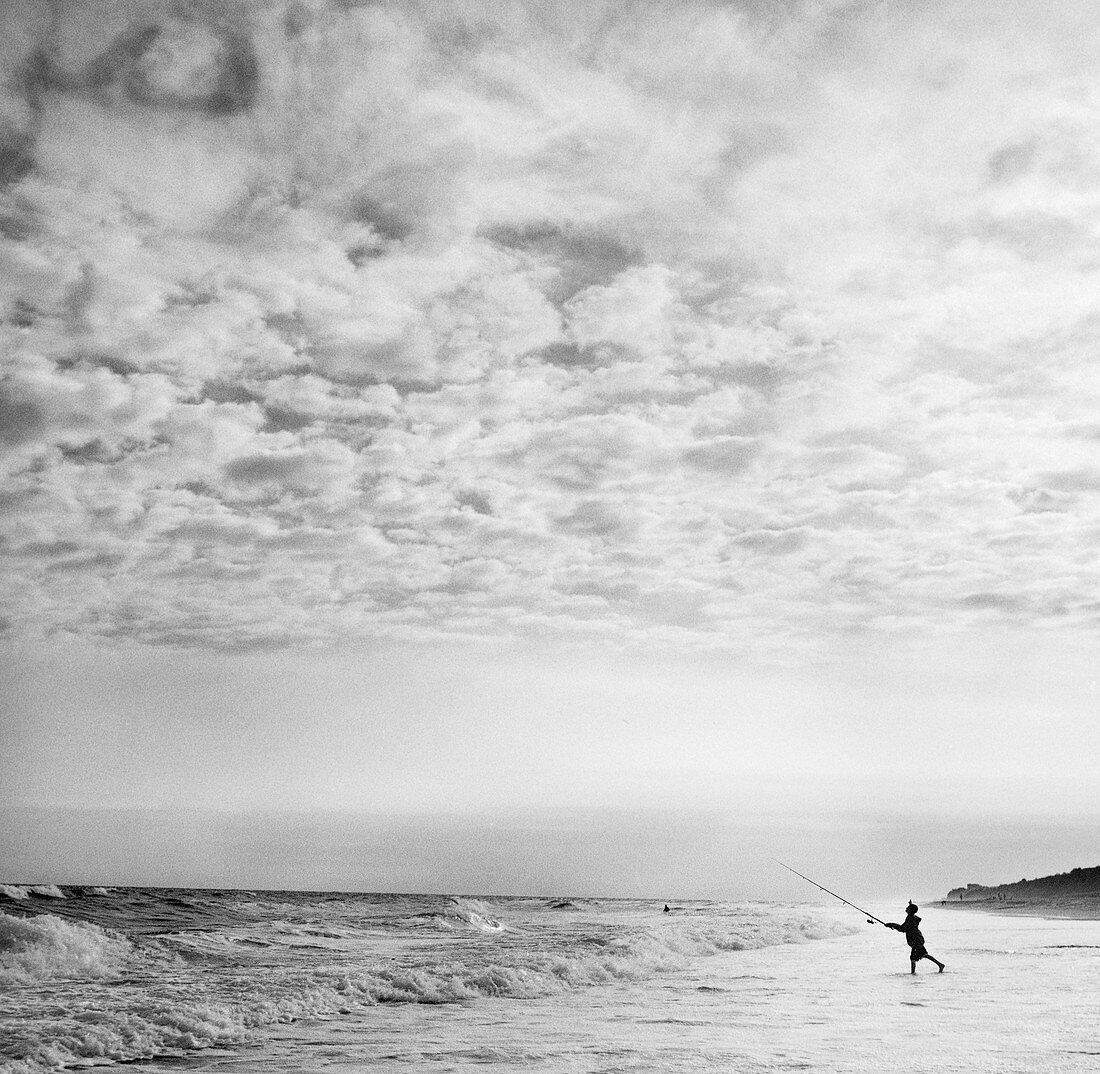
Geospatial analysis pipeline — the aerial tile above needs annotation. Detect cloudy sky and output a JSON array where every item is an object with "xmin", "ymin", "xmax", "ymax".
[{"xmin": 2, "ymin": 0, "xmax": 1099, "ymax": 899}]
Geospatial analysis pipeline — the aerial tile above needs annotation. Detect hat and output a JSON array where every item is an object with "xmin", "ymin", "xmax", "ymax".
[{"xmin": 906, "ymin": 902, "xmax": 918, "ymax": 914}]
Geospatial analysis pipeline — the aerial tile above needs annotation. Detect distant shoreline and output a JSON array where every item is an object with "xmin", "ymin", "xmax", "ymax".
[{"xmin": 938, "ymin": 895, "xmax": 1100, "ymax": 921}]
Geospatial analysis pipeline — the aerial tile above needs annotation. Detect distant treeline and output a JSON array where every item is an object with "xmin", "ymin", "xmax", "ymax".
[{"xmin": 947, "ymin": 865, "xmax": 1100, "ymax": 901}]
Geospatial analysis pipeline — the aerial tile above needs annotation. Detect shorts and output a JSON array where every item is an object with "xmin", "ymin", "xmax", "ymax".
[{"xmin": 909, "ymin": 945, "xmax": 929, "ymax": 961}]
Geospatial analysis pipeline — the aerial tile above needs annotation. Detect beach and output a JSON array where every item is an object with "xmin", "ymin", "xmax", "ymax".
[
  {"xmin": 941, "ymin": 895, "xmax": 1100, "ymax": 921},
  {"xmin": 3, "ymin": 887, "xmax": 1100, "ymax": 1073}
]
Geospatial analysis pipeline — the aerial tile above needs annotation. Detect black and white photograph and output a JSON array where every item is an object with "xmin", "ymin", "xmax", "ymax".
[{"xmin": 2, "ymin": 2, "xmax": 1099, "ymax": 1071}]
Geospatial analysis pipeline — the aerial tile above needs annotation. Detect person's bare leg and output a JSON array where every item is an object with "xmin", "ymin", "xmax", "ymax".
[
  {"xmin": 930, "ymin": 954, "xmax": 945, "ymax": 972},
  {"xmin": 911, "ymin": 960, "xmax": 917, "ymax": 974}
]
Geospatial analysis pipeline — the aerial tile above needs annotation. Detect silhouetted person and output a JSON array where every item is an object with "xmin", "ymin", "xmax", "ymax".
[
  {"xmin": 663, "ymin": 904, "xmax": 670, "ymax": 913},
  {"xmin": 885, "ymin": 902, "xmax": 945, "ymax": 973}
]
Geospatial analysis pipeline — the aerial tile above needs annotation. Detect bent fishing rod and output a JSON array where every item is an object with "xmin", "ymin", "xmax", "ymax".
[{"xmin": 772, "ymin": 859, "xmax": 887, "ymax": 926}]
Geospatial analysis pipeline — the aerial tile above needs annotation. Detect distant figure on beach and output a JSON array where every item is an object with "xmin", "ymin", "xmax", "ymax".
[
  {"xmin": 885, "ymin": 902, "xmax": 945, "ymax": 974},
  {"xmin": 663, "ymin": 904, "xmax": 670, "ymax": 913}
]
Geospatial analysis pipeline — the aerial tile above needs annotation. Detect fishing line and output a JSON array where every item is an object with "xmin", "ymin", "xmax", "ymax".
[{"xmin": 772, "ymin": 859, "xmax": 887, "ymax": 926}]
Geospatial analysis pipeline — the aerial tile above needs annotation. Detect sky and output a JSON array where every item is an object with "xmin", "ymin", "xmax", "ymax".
[{"xmin": 1, "ymin": 0, "xmax": 1099, "ymax": 900}]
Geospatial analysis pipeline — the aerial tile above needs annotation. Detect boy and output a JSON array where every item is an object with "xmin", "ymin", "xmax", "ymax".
[{"xmin": 885, "ymin": 902, "xmax": 945, "ymax": 973}]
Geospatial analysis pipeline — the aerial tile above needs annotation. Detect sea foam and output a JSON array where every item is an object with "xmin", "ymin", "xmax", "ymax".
[
  {"xmin": 3, "ymin": 996, "xmax": 248, "ymax": 1074},
  {"xmin": 0, "ymin": 912, "xmax": 132, "ymax": 984},
  {"xmin": 0, "ymin": 885, "xmax": 66, "ymax": 902},
  {"xmin": 0, "ymin": 893, "xmax": 857, "ymax": 1074}
]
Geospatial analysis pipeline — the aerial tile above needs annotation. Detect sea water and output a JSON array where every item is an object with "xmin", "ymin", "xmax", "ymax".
[{"xmin": 2, "ymin": 886, "xmax": 1099, "ymax": 1073}]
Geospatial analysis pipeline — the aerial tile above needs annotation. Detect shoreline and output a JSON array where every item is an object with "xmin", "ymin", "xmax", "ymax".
[{"xmin": 937, "ymin": 894, "xmax": 1100, "ymax": 921}]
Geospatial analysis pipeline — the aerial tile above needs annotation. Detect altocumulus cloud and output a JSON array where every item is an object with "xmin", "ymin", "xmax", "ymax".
[{"xmin": 2, "ymin": 0, "xmax": 1100, "ymax": 653}]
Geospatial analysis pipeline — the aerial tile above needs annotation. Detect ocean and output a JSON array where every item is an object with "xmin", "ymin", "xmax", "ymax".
[{"xmin": 2, "ymin": 885, "xmax": 1099, "ymax": 1073}]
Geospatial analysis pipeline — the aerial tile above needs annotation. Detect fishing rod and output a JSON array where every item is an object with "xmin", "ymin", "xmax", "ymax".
[{"xmin": 772, "ymin": 859, "xmax": 887, "ymax": 926}]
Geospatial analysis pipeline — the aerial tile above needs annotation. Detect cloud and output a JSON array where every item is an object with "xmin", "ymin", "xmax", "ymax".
[
  {"xmin": 2, "ymin": 0, "xmax": 1100, "ymax": 653},
  {"xmin": 223, "ymin": 438, "xmax": 357, "ymax": 499}
]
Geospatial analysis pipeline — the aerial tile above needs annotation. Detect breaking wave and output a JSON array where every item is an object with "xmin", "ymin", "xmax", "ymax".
[
  {"xmin": 3, "ymin": 999, "xmax": 247, "ymax": 1074},
  {"xmin": 407, "ymin": 896, "xmax": 506, "ymax": 933},
  {"xmin": 0, "ymin": 885, "xmax": 65, "ymax": 901},
  {"xmin": 0, "ymin": 912, "xmax": 133, "ymax": 984},
  {"xmin": 0, "ymin": 896, "xmax": 855, "ymax": 1073},
  {"xmin": 429, "ymin": 897, "xmax": 506, "ymax": 933}
]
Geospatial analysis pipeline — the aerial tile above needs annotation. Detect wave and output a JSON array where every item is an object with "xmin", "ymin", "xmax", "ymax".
[
  {"xmin": 30, "ymin": 885, "xmax": 65, "ymax": 899},
  {"xmin": 671, "ymin": 909, "xmax": 855, "ymax": 954},
  {"xmin": 443, "ymin": 897, "xmax": 506, "ymax": 932},
  {"xmin": 0, "ymin": 912, "xmax": 133, "ymax": 984},
  {"xmin": 325, "ymin": 909, "xmax": 855, "ymax": 1005},
  {"xmin": 0, "ymin": 885, "xmax": 66, "ymax": 902},
  {"xmin": 3, "ymin": 902, "xmax": 851, "ymax": 993},
  {"xmin": 4, "ymin": 997, "xmax": 249, "ymax": 1074},
  {"xmin": 0, "ymin": 900, "xmax": 857, "ymax": 1073},
  {"xmin": 413, "ymin": 896, "xmax": 506, "ymax": 933},
  {"xmin": 1, "ymin": 913, "xmax": 233, "ymax": 1071}
]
